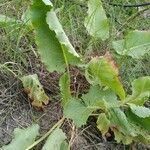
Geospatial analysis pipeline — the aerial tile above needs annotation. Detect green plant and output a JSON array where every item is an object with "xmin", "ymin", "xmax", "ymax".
[{"xmin": 1, "ymin": 0, "xmax": 150, "ymax": 149}]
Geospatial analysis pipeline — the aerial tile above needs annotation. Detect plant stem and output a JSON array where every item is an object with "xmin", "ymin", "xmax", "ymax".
[{"xmin": 25, "ymin": 117, "xmax": 65, "ymax": 150}]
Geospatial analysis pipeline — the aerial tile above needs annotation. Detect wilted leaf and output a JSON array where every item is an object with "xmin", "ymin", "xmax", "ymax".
[
  {"xmin": 42, "ymin": 128, "xmax": 68, "ymax": 150},
  {"xmin": 113, "ymin": 30, "xmax": 150, "ymax": 59},
  {"xmin": 84, "ymin": 0, "xmax": 109, "ymax": 40},
  {"xmin": 64, "ymin": 99, "xmax": 96, "ymax": 127},
  {"xmin": 127, "ymin": 76, "xmax": 150, "ymax": 105},
  {"xmin": 85, "ymin": 54, "xmax": 125, "ymax": 100},
  {"xmin": 21, "ymin": 74, "xmax": 49, "ymax": 108},
  {"xmin": 1, "ymin": 124, "xmax": 39, "ymax": 150},
  {"xmin": 128, "ymin": 103, "xmax": 150, "ymax": 118},
  {"xmin": 30, "ymin": 0, "xmax": 80, "ymax": 73},
  {"xmin": 97, "ymin": 113, "xmax": 110, "ymax": 135},
  {"xmin": 59, "ymin": 73, "xmax": 71, "ymax": 106}
]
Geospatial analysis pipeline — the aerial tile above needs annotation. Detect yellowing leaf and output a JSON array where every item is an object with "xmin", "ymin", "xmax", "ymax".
[
  {"xmin": 113, "ymin": 30, "xmax": 150, "ymax": 59},
  {"xmin": 30, "ymin": 0, "xmax": 80, "ymax": 73},
  {"xmin": 1, "ymin": 124, "xmax": 39, "ymax": 150},
  {"xmin": 85, "ymin": 53, "xmax": 125, "ymax": 100},
  {"xmin": 97, "ymin": 113, "xmax": 110, "ymax": 136},
  {"xmin": 113, "ymin": 130, "xmax": 133, "ymax": 145},
  {"xmin": 84, "ymin": 0, "xmax": 109, "ymax": 40},
  {"xmin": 21, "ymin": 74, "xmax": 49, "ymax": 108}
]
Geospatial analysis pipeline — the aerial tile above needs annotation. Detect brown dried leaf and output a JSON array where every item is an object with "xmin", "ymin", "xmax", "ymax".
[{"xmin": 21, "ymin": 74, "xmax": 49, "ymax": 108}]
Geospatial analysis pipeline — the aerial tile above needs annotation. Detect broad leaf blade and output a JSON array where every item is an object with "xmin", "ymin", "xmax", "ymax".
[
  {"xmin": 59, "ymin": 73, "xmax": 71, "ymax": 106},
  {"xmin": 64, "ymin": 99, "xmax": 95, "ymax": 127},
  {"xmin": 21, "ymin": 74, "xmax": 49, "ymax": 108},
  {"xmin": 113, "ymin": 30, "xmax": 150, "ymax": 59},
  {"xmin": 128, "ymin": 103, "xmax": 150, "ymax": 118},
  {"xmin": 127, "ymin": 76, "xmax": 150, "ymax": 105},
  {"xmin": 85, "ymin": 54, "xmax": 125, "ymax": 100},
  {"xmin": 30, "ymin": 0, "xmax": 80, "ymax": 73},
  {"xmin": 1, "ymin": 124, "xmax": 39, "ymax": 150},
  {"xmin": 42, "ymin": 128, "xmax": 68, "ymax": 150},
  {"xmin": 84, "ymin": 0, "xmax": 109, "ymax": 40}
]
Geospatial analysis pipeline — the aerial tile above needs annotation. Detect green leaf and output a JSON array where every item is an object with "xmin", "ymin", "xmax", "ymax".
[
  {"xmin": 109, "ymin": 108, "xmax": 135, "ymax": 136},
  {"xmin": 42, "ymin": 128, "xmax": 68, "ymax": 150},
  {"xmin": 59, "ymin": 73, "xmax": 71, "ymax": 106},
  {"xmin": 21, "ymin": 74, "xmax": 49, "ymax": 108},
  {"xmin": 0, "ymin": 14, "xmax": 20, "ymax": 28},
  {"xmin": 30, "ymin": 0, "xmax": 80, "ymax": 73},
  {"xmin": 126, "ymin": 109, "xmax": 150, "ymax": 144},
  {"xmin": 82, "ymin": 85, "xmax": 118, "ymax": 108},
  {"xmin": 97, "ymin": 113, "xmax": 110, "ymax": 135},
  {"xmin": 1, "ymin": 124, "xmax": 39, "ymax": 150},
  {"xmin": 84, "ymin": 0, "xmax": 109, "ymax": 40},
  {"xmin": 127, "ymin": 76, "xmax": 150, "ymax": 105},
  {"xmin": 113, "ymin": 130, "xmax": 133, "ymax": 145},
  {"xmin": 126, "ymin": 109, "xmax": 150, "ymax": 132},
  {"xmin": 64, "ymin": 99, "xmax": 96, "ymax": 127},
  {"xmin": 113, "ymin": 30, "xmax": 150, "ymax": 59},
  {"xmin": 60, "ymin": 141, "xmax": 69, "ymax": 150},
  {"xmin": 85, "ymin": 55, "xmax": 125, "ymax": 100},
  {"xmin": 128, "ymin": 103, "xmax": 150, "ymax": 118}
]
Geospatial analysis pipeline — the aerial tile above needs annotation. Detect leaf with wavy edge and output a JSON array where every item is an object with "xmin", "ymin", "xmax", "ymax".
[
  {"xmin": 21, "ymin": 74, "xmax": 49, "ymax": 108},
  {"xmin": 85, "ymin": 53, "xmax": 125, "ymax": 100},
  {"xmin": 1, "ymin": 124, "xmax": 39, "ymax": 150},
  {"xmin": 128, "ymin": 103, "xmax": 150, "ymax": 118},
  {"xmin": 30, "ymin": 0, "xmax": 80, "ymax": 73},
  {"xmin": 97, "ymin": 113, "xmax": 110, "ymax": 136},
  {"xmin": 84, "ymin": 0, "xmax": 109, "ymax": 40},
  {"xmin": 113, "ymin": 30, "xmax": 150, "ymax": 59},
  {"xmin": 42, "ymin": 128, "xmax": 68, "ymax": 150},
  {"xmin": 127, "ymin": 76, "xmax": 150, "ymax": 105}
]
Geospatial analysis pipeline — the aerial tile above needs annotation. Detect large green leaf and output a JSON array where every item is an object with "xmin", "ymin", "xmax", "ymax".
[
  {"xmin": 113, "ymin": 30, "xmax": 150, "ymax": 59},
  {"xmin": 84, "ymin": 0, "xmax": 109, "ymax": 40},
  {"xmin": 1, "ymin": 124, "xmax": 39, "ymax": 150},
  {"xmin": 64, "ymin": 99, "xmax": 96, "ymax": 127},
  {"xmin": 21, "ymin": 74, "xmax": 49, "ymax": 108},
  {"xmin": 128, "ymin": 103, "xmax": 150, "ymax": 118},
  {"xmin": 64, "ymin": 86, "xmax": 117, "ymax": 127},
  {"xmin": 30, "ymin": 0, "xmax": 80, "ymax": 73},
  {"xmin": 59, "ymin": 73, "xmax": 71, "ymax": 106},
  {"xmin": 82, "ymin": 85, "xmax": 118, "ymax": 108},
  {"xmin": 127, "ymin": 76, "xmax": 150, "ymax": 105},
  {"xmin": 85, "ymin": 56, "xmax": 125, "ymax": 100},
  {"xmin": 42, "ymin": 128, "xmax": 69, "ymax": 150}
]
